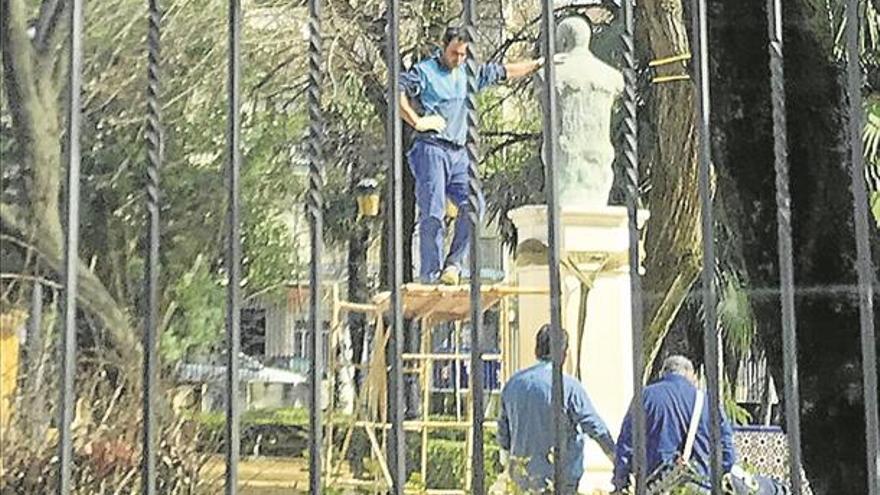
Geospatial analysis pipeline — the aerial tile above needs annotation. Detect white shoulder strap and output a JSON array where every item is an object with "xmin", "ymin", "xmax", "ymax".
[{"xmin": 682, "ymin": 389, "xmax": 704, "ymax": 461}]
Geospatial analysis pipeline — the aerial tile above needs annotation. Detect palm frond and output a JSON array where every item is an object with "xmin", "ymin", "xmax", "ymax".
[
  {"xmin": 865, "ymin": 95, "xmax": 880, "ymax": 188},
  {"xmin": 717, "ymin": 272, "xmax": 755, "ymax": 360},
  {"xmin": 871, "ymin": 192, "xmax": 880, "ymax": 226},
  {"xmin": 824, "ymin": 0, "xmax": 880, "ymax": 60}
]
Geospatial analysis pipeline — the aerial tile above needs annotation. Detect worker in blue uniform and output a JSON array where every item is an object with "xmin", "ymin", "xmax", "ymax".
[
  {"xmin": 398, "ymin": 26, "xmax": 549, "ymax": 284},
  {"xmin": 612, "ymin": 355, "xmax": 737, "ymax": 493},
  {"xmin": 497, "ymin": 324, "xmax": 616, "ymax": 493}
]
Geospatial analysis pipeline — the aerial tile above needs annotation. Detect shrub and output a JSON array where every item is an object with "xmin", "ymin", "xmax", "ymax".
[
  {"xmin": 2, "ymin": 375, "xmax": 211, "ymax": 494},
  {"xmin": 405, "ymin": 429, "xmax": 502, "ymax": 490},
  {"xmin": 195, "ymin": 408, "xmax": 311, "ymax": 457}
]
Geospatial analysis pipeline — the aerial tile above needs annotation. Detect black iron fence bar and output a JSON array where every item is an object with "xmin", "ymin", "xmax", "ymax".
[
  {"xmin": 538, "ymin": 2, "xmax": 565, "ymax": 493},
  {"xmin": 385, "ymin": 0, "xmax": 406, "ymax": 491},
  {"xmin": 621, "ymin": 0, "xmax": 646, "ymax": 492},
  {"xmin": 306, "ymin": 0, "xmax": 325, "ymax": 492},
  {"xmin": 691, "ymin": 0, "xmax": 722, "ymax": 492},
  {"xmin": 765, "ymin": 1, "xmax": 804, "ymax": 493},
  {"xmin": 224, "ymin": 0, "xmax": 243, "ymax": 491},
  {"xmin": 142, "ymin": 0, "xmax": 163, "ymax": 491},
  {"xmin": 58, "ymin": 0, "xmax": 84, "ymax": 491},
  {"xmin": 462, "ymin": 0, "xmax": 485, "ymax": 493},
  {"xmin": 844, "ymin": 0, "xmax": 880, "ymax": 493}
]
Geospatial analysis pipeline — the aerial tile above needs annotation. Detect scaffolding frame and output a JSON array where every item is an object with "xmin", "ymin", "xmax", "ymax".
[{"xmin": 323, "ymin": 283, "xmax": 547, "ymax": 494}]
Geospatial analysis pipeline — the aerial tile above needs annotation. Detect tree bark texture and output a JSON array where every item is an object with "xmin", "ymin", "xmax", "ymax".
[
  {"xmin": 712, "ymin": 0, "xmax": 880, "ymax": 490},
  {"xmin": 1, "ymin": 0, "xmax": 136, "ymax": 360},
  {"xmin": 638, "ymin": 0, "xmax": 704, "ymax": 378}
]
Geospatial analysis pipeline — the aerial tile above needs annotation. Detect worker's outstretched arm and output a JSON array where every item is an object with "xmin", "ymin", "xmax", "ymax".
[
  {"xmin": 503, "ymin": 54, "xmax": 568, "ymax": 80},
  {"xmin": 569, "ymin": 385, "xmax": 616, "ymax": 460},
  {"xmin": 503, "ymin": 59, "xmax": 542, "ymax": 80}
]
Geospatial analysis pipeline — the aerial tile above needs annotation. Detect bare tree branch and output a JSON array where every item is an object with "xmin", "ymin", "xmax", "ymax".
[
  {"xmin": 0, "ymin": 273, "xmax": 63, "ymax": 290},
  {"xmin": 33, "ymin": 0, "xmax": 65, "ymax": 54},
  {"xmin": 482, "ymin": 133, "xmax": 538, "ymax": 161},
  {"xmin": 1, "ymin": 203, "xmax": 137, "ymax": 361}
]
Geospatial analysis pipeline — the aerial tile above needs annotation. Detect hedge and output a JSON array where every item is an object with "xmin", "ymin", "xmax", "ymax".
[{"xmin": 194, "ymin": 408, "xmax": 503, "ymax": 489}]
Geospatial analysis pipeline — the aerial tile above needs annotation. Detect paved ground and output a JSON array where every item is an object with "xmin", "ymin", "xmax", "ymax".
[{"xmin": 201, "ymin": 456, "xmax": 613, "ymax": 494}]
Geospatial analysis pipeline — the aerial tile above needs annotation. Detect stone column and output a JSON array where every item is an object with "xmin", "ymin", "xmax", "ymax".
[{"xmin": 508, "ymin": 204, "xmax": 648, "ymax": 492}]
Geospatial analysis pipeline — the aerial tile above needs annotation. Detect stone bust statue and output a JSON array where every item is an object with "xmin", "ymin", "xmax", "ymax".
[{"xmin": 539, "ymin": 16, "xmax": 624, "ymax": 208}]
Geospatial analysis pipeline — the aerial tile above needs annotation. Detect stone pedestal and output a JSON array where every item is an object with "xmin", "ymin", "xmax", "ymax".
[{"xmin": 507, "ymin": 204, "xmax": 648, "ymax": 492}]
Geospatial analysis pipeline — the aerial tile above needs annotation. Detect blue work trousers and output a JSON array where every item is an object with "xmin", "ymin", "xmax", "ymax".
[{"xmin": 407, "ymin": 138, "xmax": 485, "ymax": 282}]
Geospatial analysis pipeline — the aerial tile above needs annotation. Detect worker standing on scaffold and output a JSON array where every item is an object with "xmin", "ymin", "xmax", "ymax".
[{"xmin": 399, "ymin": 26, "xmax": 546, "ymax": 284}]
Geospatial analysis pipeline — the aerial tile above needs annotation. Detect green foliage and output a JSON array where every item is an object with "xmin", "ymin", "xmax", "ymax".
[
  {"xmin": 240, "ymin": 111, "xmax": 309, "ymax": 289},
  {"xmin": 161, "ymin": 255, "xmax": 224, "ymax": 361},
  {"xmin": 37, "ymin": 0, "xmax": 313, "ymax": 359},
  {"xmin": 404, "ymin": 430, "xmax": 502, "ymax": 490},
  {"xmin": 480, "ymin": 89, "xmax": 544, "ymax": 246},
  {"xmin": 192, "ymin": 409, "xmax": 502, "ymax": 491},
  {"xmin": 196, "ymin": 407, "xmax": 312, "ymax": 429},
  {"xmin": 194, "ymin": 408, "xmax": 317, "ymax": 458},
  {"xmin": 317, "ymin": 47, "xmax": 389, "ymax": 246},
  {"xmin": 723, "ymin": 379, "xmax": 753, "ymax": 426},
  {"xmin": 666, "ymin": 486, "xmax": 715, "ymax": 495},
  {"xmin": 865, "ymin": 95, "xmax": 880, "ymax": 224},
  {"xmin": 872, "ymin": 192, "xmax": 880, "ymax": 226},
  {"xmin": 801, "ymin": 0, "xmax": 879, "ymax": 225},
  {"xmin": 718, "ymin": 273, "xmax": 755, "ymax": 360},
  {"xmin": 866, "ymin": 95, "xmax": 880, "ymax": 166}
]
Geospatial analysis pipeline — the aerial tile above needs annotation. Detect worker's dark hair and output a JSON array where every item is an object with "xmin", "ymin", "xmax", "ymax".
[
  {"xmin": 442, "ymin": 26, "xmax": 472, "ymax": 46},
  {"xmin": 535, "ymin": 324, "xmax": 569, "ymax": 361}
]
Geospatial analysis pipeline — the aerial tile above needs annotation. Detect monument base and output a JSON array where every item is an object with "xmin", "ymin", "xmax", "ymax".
[{"xmin": 508, "ymin": 204, "xmax": 648, "ymax": 493}]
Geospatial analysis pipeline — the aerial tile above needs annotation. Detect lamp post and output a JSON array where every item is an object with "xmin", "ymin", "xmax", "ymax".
[{"xmin": 355, "ymin": 178, "xmax": 380, "ymax": 218}]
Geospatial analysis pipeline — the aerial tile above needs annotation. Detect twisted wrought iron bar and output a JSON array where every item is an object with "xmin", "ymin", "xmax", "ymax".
[
  {"xmin": 691, "ymin": 0, "xmax": 722, "ymax": 492},
  {"xmin": 224, "ymin": 0, "xmax": 242, "ymax": 492},
  {"xmin": 142, "ymin": 0, "xmax": 163, "ymax": 491},
  {"xmin": 306, "ymin": 0, "xmax": 325, "ymax": 492},
  {"xmin": 385, "ymin": 0, "xmax": 406, "ymax": 491},
  {"xmin": 538, "ymin": 2, "xmax": 565, "ymax": 493},
  {"xmin": 765, "ymin": 2, "xmax": 803, "ymax": 493},
  {"xmin": 844, "ymin": 1, "xmax": 880, "ymax": 493},
  {"xmin": 621, "ymin": 0, "xmax": 646, "ymax": 493},
  {"xmin": 59, "ymin": 0, "xmax": 84, "ymax": 491},
  {"xmin": 462, "ymin": 1, "xmax": 485, "ymax": 493}
]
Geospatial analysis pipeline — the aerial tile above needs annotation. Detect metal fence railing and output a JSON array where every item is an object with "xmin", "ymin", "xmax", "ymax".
[
  {"xmin": 48, "ymin": 0, "xmax": 878, "ymax": 494},
  {"xmin": 844, "ymin": 0, "xmax": 880, "ymax": 492},
  {"xmin": 765, "ymin": 0, "xmax": 803, "ymax": 492},
  {"xmin": 58, "ymin": 0, "xmax": 84, "ymax": 491},
  {"xmin": 692, "ymin": 0, "xmax": 724, "ymax": 490}
]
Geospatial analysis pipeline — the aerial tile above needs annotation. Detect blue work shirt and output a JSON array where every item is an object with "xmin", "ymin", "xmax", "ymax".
[
  {"xmin": 612, "ymin": 374, "xmax": 737, "ymax": 490},
  {"xmin": 497, "ymin": 360, "xmax": 613, "ymax": 492},
  {"xmin": 398, "ymin": 52, "xmax": 506, "ymax": 146}
]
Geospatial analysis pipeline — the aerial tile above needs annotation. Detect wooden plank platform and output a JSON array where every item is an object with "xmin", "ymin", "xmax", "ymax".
[{"xmin": 370, "ymin": 283, "xmax": 548, "ymax": 322}]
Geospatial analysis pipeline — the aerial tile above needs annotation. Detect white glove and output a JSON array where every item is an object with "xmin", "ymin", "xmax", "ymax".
[
  {"xmin": 414, "ymin": 114, "xmax": 446, "ymax": 132},
  {"xmin": 499, "ymin": 448, "xmax": 510, "ymax": 467}
]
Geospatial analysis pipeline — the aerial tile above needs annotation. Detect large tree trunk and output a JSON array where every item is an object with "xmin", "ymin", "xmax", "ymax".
[
  {"xmin": 712, "ymin": 0, "xmax": 880, "ymax": 490},
  {"xmin": 637, "ymin": 0, "xmax": 703, "ymax": 378},
  {"xmin": 1, "ymin": 0, "xmax": 136, "ymax": 361}
]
